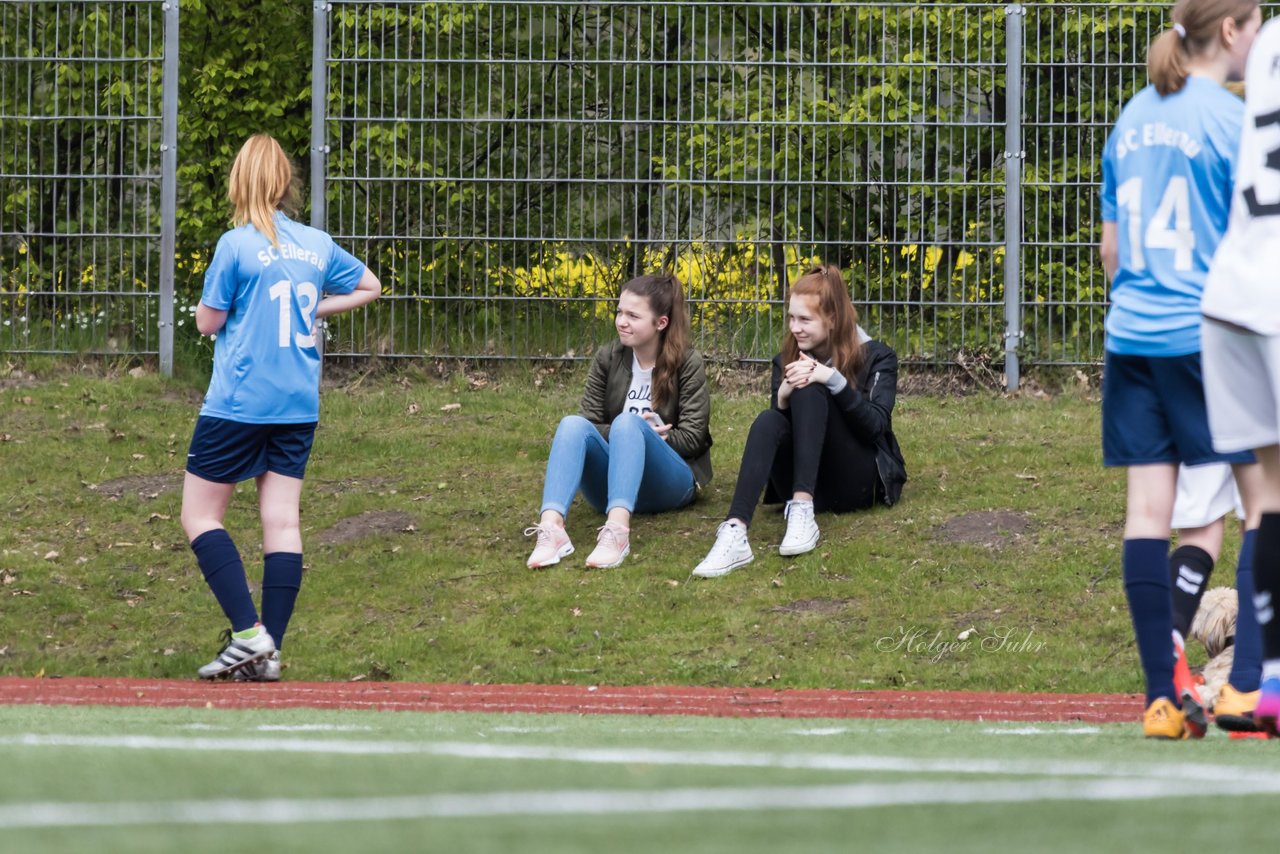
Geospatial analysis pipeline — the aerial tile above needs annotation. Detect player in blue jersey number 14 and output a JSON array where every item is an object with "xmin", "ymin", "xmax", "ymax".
[{"xmin": 1099, "ymin": 0, "xmax": 1262, "ymax": 739}]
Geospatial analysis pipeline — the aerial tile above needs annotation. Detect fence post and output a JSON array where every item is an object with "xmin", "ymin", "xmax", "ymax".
[
  {"xmin": 1003, "ymin": 3, "xmax": 1025, "ymax": 392},
  {"xmin": 159, "ymin": 0, "xmax": 180, "ymax": 378},
  {"xmin": 311, "ymin": 1, "xmax": 329, "ymax": 367},
  {"xmin": 311, "ymin": 1, "xmax": 329, "ymax": 230}
]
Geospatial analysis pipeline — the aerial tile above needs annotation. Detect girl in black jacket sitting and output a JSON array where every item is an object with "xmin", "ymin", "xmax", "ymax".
[{"xmin": 693, "ymin": 264, "xmax": 906, "ymax": 577}]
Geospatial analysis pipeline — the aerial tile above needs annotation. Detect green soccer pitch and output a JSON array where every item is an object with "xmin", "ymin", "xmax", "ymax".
[{"xmin": 0, "ymin": 704, "xmax": 1276, "ymax": 853}]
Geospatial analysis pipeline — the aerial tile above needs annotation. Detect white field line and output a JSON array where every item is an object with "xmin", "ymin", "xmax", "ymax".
[
  {"xmin": 254, "ymin": 725, "xmax": 374, "ymax": 732},
  {"xmin": 489, "ymin": 726, "xmax": 566, "ymax": 734},
  {"xmin": 0, "ymin": 733, "xmax": 1275, "ymax": 786},
  {"xmin": 1, "ymin": 777, "xmax": 1278, "ymax": 829},
  {"xmin": 982, "ymin": 727, "xmax": 1103, "ymax": 736},
  {"xmin": 788, "ymin": 727, "xmax": 850, "ymax": 736}
]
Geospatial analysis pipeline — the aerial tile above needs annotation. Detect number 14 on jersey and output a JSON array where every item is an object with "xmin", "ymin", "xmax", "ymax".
[{"xmin": 1116, "ymin": 176, "xmax": 1195, "ymax": 272}]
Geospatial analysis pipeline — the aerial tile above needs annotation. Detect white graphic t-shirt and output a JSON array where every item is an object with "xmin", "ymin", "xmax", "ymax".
[{"xmin": 626, "ymin": 354, "xmax": 663, "ymax": 426}]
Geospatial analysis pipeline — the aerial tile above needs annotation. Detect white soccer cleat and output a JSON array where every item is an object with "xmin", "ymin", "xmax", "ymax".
[
  {"xmin": 234, "ymin": 651, "xmax": 282, "ymax": 682},
  {"xmin": 197, "ymin": 625, "xmax": 276, "ymax": 680},
  {"xmin": 692, "ymin": 521, "xmax": 754, "ymax": 578}
]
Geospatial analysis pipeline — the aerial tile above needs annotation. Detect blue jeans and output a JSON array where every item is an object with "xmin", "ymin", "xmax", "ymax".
[{"xmin": 540, "ymin": 413, "xmax": 696, "ymax": 517}]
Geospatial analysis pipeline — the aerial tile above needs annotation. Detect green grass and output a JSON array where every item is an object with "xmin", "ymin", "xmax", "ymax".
[
  {"xmin": 0, "ymin": 704, "xmax": 1276, "ymax": 853},
  {"xmin": 0, "ymin": 358, "xmax": 1219, "ymax": 694}
]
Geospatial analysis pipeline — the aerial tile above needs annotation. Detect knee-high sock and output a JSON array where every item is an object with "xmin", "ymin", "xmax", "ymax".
[
  {"xmin": 261, "ymin": 552, "xmax": 303, "ymax": 651},
  {"xmin": 191, "ymin": 529, "xmax": 258, "ymax": 632},
  {"xmin": 1169, "ymin": 545, "xmax": 1213, "ymax": 640},
  {"xmin": 1229, "ymin": 529, "xmax": 1261, "ymax": 692},
  {"xmin": 1124, "ymin": 538, "xmax": 1176, "ymax": 706},
  {"xmin": 1252, "ymin": 514, "xmax": 1280, "ymax": 672}
]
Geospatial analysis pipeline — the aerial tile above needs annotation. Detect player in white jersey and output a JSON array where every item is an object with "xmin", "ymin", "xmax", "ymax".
[
  {"xmin": 1099, "ymin": 0, "xmax": 1261, "ymax": 738},
  {"xmin": 1168, "ymin": 462, "xmax": 1265, "ymax": 734},
  {"xmin": 181, "ymin": 135, "xmax": 380, "ymax": 681},
  {"xmin": 1201, "ymin": 15, "xmax": 1280, "ymax": 734}
]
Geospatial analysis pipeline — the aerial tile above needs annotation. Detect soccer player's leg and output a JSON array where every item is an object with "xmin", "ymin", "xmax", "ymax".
[
  {"xmin": 1105, "ymin": 354, "xmax": 1185, "ymax": 737},
  {"xmin": 1169, "ymin": 472, "xmax": 1231, "ymax": 737},
  {"xmin": 1248, "ymin": 446, "xmax": 1280, "ymax": 735},
  {"xmin": 183, "ymin": 417, "xmax": 273, "ymax": 679}
]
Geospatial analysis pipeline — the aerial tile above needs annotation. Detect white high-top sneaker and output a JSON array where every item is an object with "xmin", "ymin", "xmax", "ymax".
[
  {"xmin": 779, "ymin": 500, "xmax": 819, "ymax": 556},
  {"xmin": 692, "ymin": 521, "xmax": 754, "ymax": 578}
]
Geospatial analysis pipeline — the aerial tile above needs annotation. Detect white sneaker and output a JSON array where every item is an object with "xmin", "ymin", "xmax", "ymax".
[
  {"xmin": 779, "ymin": 500, "xmax": 819, "ymax": 556},
  {"xmin": 197, "ymin": 625, "xmax": 275, "ymax": 680},
  {"xmin": 692, "ymin": 521, "xmax": 754, "ymax": 578},
  {"xmin": 234, "ymin": 650, "xmax": 282, "ymax": 682},
  {"xmin": 525, "ymin": 523, "xmax": 574, "ymax": 568},
  {"xmin": 585, "ymin": 522, "xmax": 630, "ymax": 568}
]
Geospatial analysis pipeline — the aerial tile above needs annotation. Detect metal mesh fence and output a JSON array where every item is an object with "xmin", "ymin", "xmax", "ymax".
[
  {"xmin": 0, "ymin": 0, "xmax": 173, "ymax": 361},
  {"xmin": 317, "ymin": 1, "xmax": 1163, "ymax": 371},
  {"xmin": 0, "ymin": 2, "xmax": 1184, "ymax": 378},
  {"xmin": 1019, "ymin": 3, "xmax": 1168, "ymax": 367},
  {"xmin": 321, "ymin": 1, "xmax": 1009, "ymax": 364}
]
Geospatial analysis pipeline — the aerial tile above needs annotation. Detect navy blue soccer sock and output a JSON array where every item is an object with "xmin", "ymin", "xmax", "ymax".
[
  {"xmin": 1252, "ymin": 514, "xmax": 1280, "ymax": 664},
  {"xmin": 191, "ymin": 528, "xmax": 258, "ymax": 632},
  {"xmin": 1169, "ymin": 544, "xmax": 1213, "ymax": 640},
  {"xmin": 261, "ymin": 552, "xmax": 303, "ymax": 651},
  {"xmin": 1123, "ymin": 537, "xmax": 1176, "ymax": 706},
  {"xmin": 1228, "ymin": 528, "xmax": 1261, "ymax": 693}
]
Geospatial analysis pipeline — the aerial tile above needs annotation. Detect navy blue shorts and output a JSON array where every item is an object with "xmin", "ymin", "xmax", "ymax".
[
  {"xmin": 1102, "ymin": 351, "xmax": 1253, "ymax": 468},
  {"xmin": 186, "ymin": 416, "xmax": 317, "ymax": 483}
]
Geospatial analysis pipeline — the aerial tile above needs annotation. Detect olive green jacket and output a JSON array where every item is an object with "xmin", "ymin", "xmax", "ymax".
[{"xmin": 578, "ymin": 340, "xmax": 714, "ymax": 488}]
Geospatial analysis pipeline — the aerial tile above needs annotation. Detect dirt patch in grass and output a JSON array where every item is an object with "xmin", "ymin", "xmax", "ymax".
[
  {"xmin": 93, "ymin": 473, "xmax": 184, "ymax": 500},
  {"xmin": 311, "ymin": 476, "xmax": 402, "ymax": 496},
  {"xmin": 0, "ymin": 375, "xmax": 40, "ymax": 391},
  {"xmin": 768, "ymin": 597, "xmax": 856, "ymax": 615},
  {"xmin": 313, "ymin": 510, "xmax": 417, "ymax": 546},
  {"xmin": 159, "ymin": 387, "xmax": 205, "ymax": 406},
  {"xmin": 935, "ymin": 510, "xmax": 1032, "ymax": 547}
]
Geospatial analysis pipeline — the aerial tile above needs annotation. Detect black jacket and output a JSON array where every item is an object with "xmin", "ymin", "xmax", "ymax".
[{"xmin": 767, "ymin": 339, "xmax": 907, "ymax": 506}]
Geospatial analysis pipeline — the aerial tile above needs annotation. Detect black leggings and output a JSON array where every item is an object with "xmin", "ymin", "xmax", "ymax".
[{"xmin": 726, "ymin": 383, "xmax": 879, "ymax": 525}]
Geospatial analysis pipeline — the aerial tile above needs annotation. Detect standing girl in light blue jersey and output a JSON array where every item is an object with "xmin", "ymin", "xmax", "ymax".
[
  {"xmin": 181, "ymin": 134, "xmax": 380, "ymax": 680},
  {"xmin": 1099, "ymin": 0, "xmax": 1261, "ymax": 738}
]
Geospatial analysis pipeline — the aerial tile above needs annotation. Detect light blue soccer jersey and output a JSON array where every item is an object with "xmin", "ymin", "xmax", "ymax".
[
  {"xmin": 1101, "ymin": 77, "xmax": 1243, "ymax": 356},
  {"xmin": 199, "ymin": 213, "xmax": 366, "ymax": 423}
]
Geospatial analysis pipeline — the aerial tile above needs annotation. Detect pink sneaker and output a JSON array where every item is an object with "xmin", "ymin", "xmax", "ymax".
[
  {"xmin": 524, "ymin": 523, "xmax": 574, "ymax": 568},
  {"xmin": 1254, "ymin": 678, "xmax": 1280, "ymax": 736},
  {"xmin": 585, "ymin": 522, "xmax": 630, "ymax": 569}
]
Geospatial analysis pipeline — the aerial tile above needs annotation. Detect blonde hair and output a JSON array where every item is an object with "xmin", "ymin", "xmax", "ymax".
[
  {"xmin": 227, "ymin": 134, "xmax": 299, "ymax": 247},
  {"xmin": 781, "ymin": 265, "xmax": 865, "ymax": 381},
  {"xmin": 1149, "ymin": 0, "xmax": 1258, "ymax": 96}
]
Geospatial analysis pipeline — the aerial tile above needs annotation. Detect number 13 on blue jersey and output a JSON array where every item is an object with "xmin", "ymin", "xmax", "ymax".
[{"xmin": 269, "ymin": 280, "xmax": 319, "ymax": 349}]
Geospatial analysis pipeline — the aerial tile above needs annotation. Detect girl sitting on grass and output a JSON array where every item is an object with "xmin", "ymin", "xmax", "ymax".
[
  {"xmin": 524, "ymin": 273, "xmax": 713, "ymax": 569},
  {"xmin": 692, "ymin": 264, "xmax": 905, "ymax": 578}
]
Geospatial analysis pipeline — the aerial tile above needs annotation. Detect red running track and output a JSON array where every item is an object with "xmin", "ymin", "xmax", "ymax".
[{"xmin": 0, "ymin": 678, "xmax": 1143, "ymax": 723}]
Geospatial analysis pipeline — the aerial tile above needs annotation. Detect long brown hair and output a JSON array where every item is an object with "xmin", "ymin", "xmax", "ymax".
[
  {"xmin": 781, "ymin": 265, "xmax": 865, "ymax": 381},
  {"xmin": 228, "ymin": 134, "xmax": 300, "ymax": 247},
  {"xmin": 620, "ymin": 273, "xmax": 690, "ymax": 409},
  {"xmin": 1149, "ymin": 0, "xmax": 1258, "ymax": 95}
]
